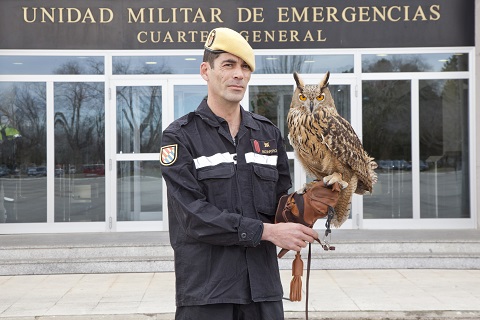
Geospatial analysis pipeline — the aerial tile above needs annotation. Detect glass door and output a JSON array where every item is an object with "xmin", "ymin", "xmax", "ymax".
[
  {"xmin": 361, "ymin": 77, "xmax": 473, "ymax": 229},
  {"xmin": 110, "ymin": 77, "xmax": 208, "ymax": 232},
  {"xmin": 54, "ymin": 81, "xmax": 106, "ymax": 224},
  {"xmin": 110, "ymin": 80, "xmax": 167, "ymax": 231}
]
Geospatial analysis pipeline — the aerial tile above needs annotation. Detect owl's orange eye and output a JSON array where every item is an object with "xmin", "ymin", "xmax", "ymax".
[
  {"xmin": 316, "ymin": 93, "xmax": 325, "ymax": 101},
  {"xmin": 299, "ymin": 94, "xmax": 307, "ymax": 101}
]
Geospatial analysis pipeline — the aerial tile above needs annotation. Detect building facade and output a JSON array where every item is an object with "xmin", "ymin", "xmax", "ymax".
[{"xmin": 0, "ymin": 0, "xmax": 477, "ymax": 234}]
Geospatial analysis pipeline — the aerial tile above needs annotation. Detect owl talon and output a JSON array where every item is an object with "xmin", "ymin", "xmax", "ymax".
[{"xmin": 323, "ymin": 173, "xmax": 348, "ymax": 189}]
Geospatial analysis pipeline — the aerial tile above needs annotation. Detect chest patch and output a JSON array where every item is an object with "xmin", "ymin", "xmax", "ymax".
[
  {"xmin": 251, "ymin": 139, "xmax": 277, "ymax": 155},
  {"xmin": 160, "ymin": 144, "xmax": 178, "ymax": 166}
]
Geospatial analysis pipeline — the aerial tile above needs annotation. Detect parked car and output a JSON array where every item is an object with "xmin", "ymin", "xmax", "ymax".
[
  {"xmin": 0, "ymin": 166, "xmax": 10, "ymax": 177},
  {"xmin": 420, "ymin": 160, "xmax": 429, "ymax": 171},
  {"xmin": 377, "ymin": 160, "xmax": 395, "ymax": 171},
  {"xmin": 378, "ymin": 159, "xmax": 428, "ymax": 171},
  {"xmin": 27, "ymin": 167, "xmax": 37, "ymax": 176},
  {"xmin": 392, "ymin": 159, "xmax": 411, "ymax": 170},
  {"xmin": 83, "ymin": 164, "xmax": 105, "ymax": 176},
  {"xmin": 36, "ymin": 167, "xmax": 47, "ymax": 176}
]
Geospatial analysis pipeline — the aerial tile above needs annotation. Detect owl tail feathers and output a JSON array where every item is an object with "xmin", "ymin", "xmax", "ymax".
[
  {"xmin": 330, "ymin": 206, "xmax": 349, "ymax": 228},
  {"xmin": 289, "ymin": 251, "xmax": 304, "ymax": 302}
]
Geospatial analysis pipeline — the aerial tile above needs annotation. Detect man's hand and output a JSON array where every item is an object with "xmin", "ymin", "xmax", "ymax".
[{"xmin": 261, "ymin": 222, "xmax": 319, "ymax": 252}]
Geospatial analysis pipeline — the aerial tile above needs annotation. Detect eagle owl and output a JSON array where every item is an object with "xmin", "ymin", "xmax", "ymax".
[{"xmin": 288, "ymin": 71, "xmax": 377, "ymax": 227}]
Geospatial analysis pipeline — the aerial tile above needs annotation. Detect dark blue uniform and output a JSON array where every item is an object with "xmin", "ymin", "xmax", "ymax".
[{"xmin": 160, "ymin": 100, "xmax": 291, "ymax": 311}]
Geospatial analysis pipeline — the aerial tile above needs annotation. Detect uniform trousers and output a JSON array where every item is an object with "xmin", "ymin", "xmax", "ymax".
[{"xmin": 175, "ymin": 301, "xmax": 284, "ymax": 320}]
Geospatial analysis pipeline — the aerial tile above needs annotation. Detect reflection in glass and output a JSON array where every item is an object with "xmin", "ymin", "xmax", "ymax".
[
  {"xmin": 174, "ymin": 85, "xmax": 207, "ymax": 119},
  {"xmin": 288, "ymin": 159, "xmax": 294, "ymax": 195},
  {"xmin": 362, "ymin": 80, "xmax": 412, "ymax": 219},
  {"xmin": 255, "ymin": 55, "xmax": 353, "ymax": 74},
  {"xmin": 54, "ymin": 82, "xmax": 105, "ymax": 222},
  {"xmin": 0, "ymin": 56, "xmax": 104, "ymax": 75},
  {"xmin": 330, "ymin": 85, "xmax": 351, "ymax": 122},
  {"xmin": 249, "ymin": 85, "xmax": 292, "ymax": 150},
  {"xmin": 117, "ymin": 86, "xmax": 162, "ymax": 154},
  {"xmin": 362, "ymin": 53, "xmax": 468, "ymax": 72},
  {"xmin": 0, "ymin": 82, "xmax": 46, "ymax": 223},
  {"xmin": 112, "ymin": 55, "xmax": 354, "ymax": 75},
  {"xmin": 117, "ymin": 161, "xmax": 162, "ymax": 221},
  {"xmin": 419, "ymin": 79, "xmax": 469, "ymax": 218},
  {"xmin": 113, "ymin": 56, "xmax": 202, "ymax": 74}
]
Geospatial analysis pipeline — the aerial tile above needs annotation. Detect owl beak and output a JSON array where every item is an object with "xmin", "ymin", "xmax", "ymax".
[{"xmin": 309, "ymin": 101, "xmax": 314, "ymax": 113}]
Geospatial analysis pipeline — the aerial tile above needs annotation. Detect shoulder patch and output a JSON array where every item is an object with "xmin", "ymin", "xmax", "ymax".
[{"xmin": 160, "ymin": 144, "xmax": 178, "ymax": 166}]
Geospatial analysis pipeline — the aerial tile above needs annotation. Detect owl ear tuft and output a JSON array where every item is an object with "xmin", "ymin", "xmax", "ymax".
[
  {"xmin": 320, "ymin": 71, "xmax": 330, "ymax": 89},
  {"xmin": 293, "ymin": 72, "xmax": 304, "ymax": 91}
]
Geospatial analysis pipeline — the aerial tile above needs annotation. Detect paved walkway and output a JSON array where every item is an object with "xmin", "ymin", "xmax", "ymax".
[{"xmin": 1, "ymin": 269, "xmax": 479, "ymax": 319}]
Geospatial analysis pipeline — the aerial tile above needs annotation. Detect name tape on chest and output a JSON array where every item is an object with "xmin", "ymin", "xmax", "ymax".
[{"xmin": 251, "ymin": 139, "xmax": 278, "ymax": 155}]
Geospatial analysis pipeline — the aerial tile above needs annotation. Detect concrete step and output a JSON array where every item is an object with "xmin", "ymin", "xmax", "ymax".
[
  {"xmin": 0, "ymin": 245, "xmax": 173, "ymax": 260},
  {"xmin": 0, "ymin": 256, "xmax": 174, "ymax": 275},
  {"xmin": 0, "ymin": 230, "xmax": 479, "ymax": 275},
  {"xmin": 278, "ymin": 228, "xmax": 480, "ymax": 269},
  {"xmin": 278, "ymin": 230, "xmax": 480, "ymax": 269},
  {"xmin": 278, "ymin": 251, "xmax": 480, "ymax": 270}
]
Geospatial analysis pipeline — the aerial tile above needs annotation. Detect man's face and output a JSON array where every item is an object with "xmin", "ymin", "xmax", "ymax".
[{"xmin": 201, "ymin": 52, "xmax": 252, "ymax": 104}]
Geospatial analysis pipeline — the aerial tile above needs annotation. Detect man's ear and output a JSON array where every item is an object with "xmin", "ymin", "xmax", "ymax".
[{"xmin": 200, "ymin": 62, "xmax": 209, "ymax": 81}]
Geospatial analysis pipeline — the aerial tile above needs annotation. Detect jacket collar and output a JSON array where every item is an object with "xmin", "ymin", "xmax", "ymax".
[{"xmin": 195, "ymin": 99, "xmax": 260, "ymax": 131}]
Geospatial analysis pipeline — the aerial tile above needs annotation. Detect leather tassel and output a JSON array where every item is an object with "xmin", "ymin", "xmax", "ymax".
[{"xmin": 289, "ymin": 251, "xmax": 304, "ymax": 301}]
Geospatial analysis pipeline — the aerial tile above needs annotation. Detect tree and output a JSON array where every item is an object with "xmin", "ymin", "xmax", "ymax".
[
  {"xmin": 54, "ymin": 61, "xmax": 104, "ymax": 167},
  {"xmin": 0, "ymin": 83, "xmax": 46, "ymax": 169},
  {"xmin": 116, "ymin": 86, "xmax": 162, "ymax": 154}
]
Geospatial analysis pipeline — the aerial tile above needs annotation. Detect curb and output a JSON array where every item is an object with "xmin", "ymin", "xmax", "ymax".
[
  {"xmin": 285, "ymin": 311, "xmax": 480, "ymax": 319},
  {"xmin": 1, "ymin": 311, "xmax": 480, "ymax": 320}
]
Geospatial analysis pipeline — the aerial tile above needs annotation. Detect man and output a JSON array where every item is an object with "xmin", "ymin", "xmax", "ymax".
[{"xmin": 160, "ymin": 27, "xmax": 319, "ymax": 320}]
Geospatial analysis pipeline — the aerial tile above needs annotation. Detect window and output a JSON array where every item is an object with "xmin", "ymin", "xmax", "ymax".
[
  {"xmin": 116, "ymin": 86, "xmax": 162, "ymax": 154},
  {"xmin": 0, "ymin": 56, "xmax": 104, "ymax": 75},
  {"xmin": 419, "ymin": 79, "xmax": 470, "ymax": 218},
  {"xmin": 362, "ymin": 80, "xmax": 412, "ymax": 219},
  {"xmin": 0, "ymin": 82, "xmax": 47, "ymax": 223},
  {"xmin": 54, "ymin": 82, "xmax": 105, "ymax": 222},
  {"xmin": 117, "ymin": 161, "xmax": 163, "ymax": 222},
  {"xmin": 255, "ymin": 55, "xmax": 354, "ymax": 74},
  {"xmin": 362, "ymin": 53, "xmax": 468, "ymax": 72},
  {"xmin": 113, "ymin": 56, "xmax": 202, "ymax": 74}
]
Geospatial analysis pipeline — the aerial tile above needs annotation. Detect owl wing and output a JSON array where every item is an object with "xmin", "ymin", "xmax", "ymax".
[{"xmin": 320, "ymin": 111, "xmax": 375, "ymax": 193}]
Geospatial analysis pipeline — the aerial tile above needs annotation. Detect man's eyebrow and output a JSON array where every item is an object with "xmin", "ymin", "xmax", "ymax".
[{"xmin": 220, "ymin": 58, "xmax": 239, "ymax": 64}]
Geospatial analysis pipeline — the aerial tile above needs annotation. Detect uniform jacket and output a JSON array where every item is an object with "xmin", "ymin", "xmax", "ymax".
[{"xmin": 160, "ymin": 99, "xmax": 292, "ymax": 307}]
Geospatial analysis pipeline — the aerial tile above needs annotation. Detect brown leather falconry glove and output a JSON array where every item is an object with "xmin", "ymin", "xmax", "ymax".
[
  {"xmin": 276, "ymin": 181, "xmax": 340, "ymax": 229},
  {"xmin": 274, "ymin": 180, "xmax": 341, "ymax": 302}
]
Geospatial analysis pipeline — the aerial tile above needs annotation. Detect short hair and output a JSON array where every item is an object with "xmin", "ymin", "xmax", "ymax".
[{"xmin": 203, "ymin": 50, "xmax": 221, "ymax": 69}]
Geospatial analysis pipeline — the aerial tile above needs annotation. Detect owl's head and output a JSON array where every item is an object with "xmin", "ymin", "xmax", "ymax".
[{"xmin": 291, "ymin": 71, "xmax": 334, "ymax": 114}]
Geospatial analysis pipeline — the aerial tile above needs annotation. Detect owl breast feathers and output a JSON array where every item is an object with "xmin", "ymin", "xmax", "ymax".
[{"xmin": 287, "ymin": 71, "xmax": 377, "ymax": 227}]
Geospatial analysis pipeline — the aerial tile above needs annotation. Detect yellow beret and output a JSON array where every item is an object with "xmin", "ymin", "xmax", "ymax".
[{"xmin": 204, "ymin": 27, "xmax": 255, "ymax": 72}]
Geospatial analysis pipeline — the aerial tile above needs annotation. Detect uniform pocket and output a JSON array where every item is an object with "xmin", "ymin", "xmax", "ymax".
[
  {"xmin": 197, "ymin": 163, "xmax": 235, "ymax": 180},
  {"xmin": 252, "ymin": 165, "xmax": 279, "ymax": 215},
  {"xmin": 197, "ymin": 163, "xmax": 235, "ymax": 210}
]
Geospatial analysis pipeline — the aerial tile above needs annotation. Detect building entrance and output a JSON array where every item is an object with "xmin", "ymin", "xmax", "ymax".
[{"xmin": 0, "ymin": 49, "xmax": 475, "ymax": 233}]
